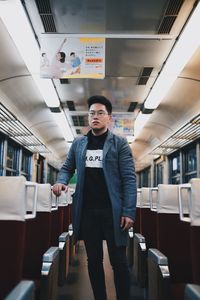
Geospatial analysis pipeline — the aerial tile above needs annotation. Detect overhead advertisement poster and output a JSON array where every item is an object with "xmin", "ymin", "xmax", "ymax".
[
  {"xmin": 40, "ymin": 34, "xmax": 105, "ymax": 79},
  {"xmin": 111, "ymin": 113, "xmax": 135, "ymax": 136}
]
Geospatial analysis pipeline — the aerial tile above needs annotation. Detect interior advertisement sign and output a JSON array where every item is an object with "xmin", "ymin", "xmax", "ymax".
[{"xmin": 40, "ymin": 34, "xmax": 105, "ymax": 79}]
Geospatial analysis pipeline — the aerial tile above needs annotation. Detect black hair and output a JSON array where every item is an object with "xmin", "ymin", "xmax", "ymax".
[
  {"xmin": 70, "ymin": 52, "xmax": 75, "ymax": 56},
  {"xmin": 59, "ymin": 51, "xmax": 66, "ymax": 63},
  {"xmin": 87, "ymin": 95, "xmax": 112, "ymax": 114}
]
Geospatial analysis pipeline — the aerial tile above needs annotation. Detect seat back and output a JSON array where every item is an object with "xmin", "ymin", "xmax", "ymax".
[
  {"xmin": 148, "ymin": 248, "xmax": 170, "ymax": 300},
  {"xmin": 23, "ymin": 183, "xmax": 52, "ymax": 280},
  {"xmin": 140, "ymin": 187, "xmax": 157, "ymax": 248},
  {"xmin": 189, "ymin": 179, "xmax": 200, "ymax": 284},
  {"xmin": 133, "ymin": 233, "xmax": 147, "ymax": 287},
  {"xmin": 133, "ymin": 189, "xmax": 141, "ymax": 233},
  {"xmin": 0, "ymin": 176, "xmax": 26, "ymax": 299},
  {"xmin": 157, "ymin": 184, "xmax": 193, "ymax": 299},
  {"xmin": 60, "ymin": 189, "xmax": 73, "ymax": 232},
  {"xmin": 50, "ymin": 190, "xmax": 71, "ymax": 246}
]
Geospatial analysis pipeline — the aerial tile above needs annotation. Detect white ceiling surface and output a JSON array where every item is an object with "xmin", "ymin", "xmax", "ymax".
[
  {"xmin": 0, "ymin": 17, "xmax": 67, "ymax": 164},
  {"xmin": 0, "ymin": 0, "xmax": 199, "ymax": 171}
]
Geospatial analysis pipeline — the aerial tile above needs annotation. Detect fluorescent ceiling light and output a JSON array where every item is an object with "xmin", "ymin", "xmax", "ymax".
[
  {"xmin": 0, "ymin": 0, "xmax": 40, "ymax": 74},
  {"xmin": 134, "ymin": 2, "xmax": 200, "ymax": 138},
  {"xmin": 0, "ymin": 0, "xmax": 39, "ymax": 73},
  {"xmin": 0, "ymin": 0, "xmax": 73, "ymax": 142},
  {"xmin": 134, "ymin": 112, "xmax": 151, "ymax": 138},
  {"xmin": 144, "ymin": 2, "xmax": 200, "ymax": 110},
  {"xmin": 33, "ymin": 75, "xmax": 60, "ymax": 107},
  {"xmin": 0, "ymin": 0, "xmax": 60, "ymax": 108},
  {"xmin": 52, "ymin": 110, "xmax": 74, "ymax": 142}
]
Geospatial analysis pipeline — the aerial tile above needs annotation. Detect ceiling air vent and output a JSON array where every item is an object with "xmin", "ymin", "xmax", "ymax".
[
  {"xmin": 76, "ymin": 129, "xmax": 81, "ymax": 135},
  {"xmin": 137, "ymin": 67, "xmax": 153, "ymax": 85},
  {"xmin": 157, "ymin": 0, "xmax": 184, "ymax": 34},
  {"xmin": 60, "ymin": 79, "xmax": 71, "ymax": 84},
  {"xmin": 72, "ymin": 116, "xmax": 86, "ymax": 127},
  {"xmin": 67, "ymin": 101, "xmax": 76, "ymax": 111},
  {"xmin": 128, "ymin": 102, "xmax": 138, "ymax": 112},
  {"xmin": 35, "ymin": 0, "xmax": 56, "ymax": 32}
]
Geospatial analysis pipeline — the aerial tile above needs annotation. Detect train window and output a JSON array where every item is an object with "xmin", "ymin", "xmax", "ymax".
[
  {"xmin": 169, "ymin": 152, "xmax": 181, "ymax": 184},
  {"xmin": 47, "ymin": 164, "xmax": 58, "ymax": 185},
  {"xmin": 6, "ymin": 141, "xmax": 19, "ymax": 176},
  {"xmin": 183, "ymin": 144, "xmax": 197, "ymax": 183},
  {"xmin": 154, "ymin": 163, "xmax": 163, "ymax": 186},
  {"xmin": 21, "ymin": 149, "xmax": 31, "ymax": 181},
  {"xmin": 138, "ymin": 167, "xmax": 150, "ymax": 187},
  {"xmin": 36, "ymin": 155, "xmax": 45, "ymax": 183},
  {"xmin": 0, "ymin": 135, "xmax": 4, "ymax": 176}
]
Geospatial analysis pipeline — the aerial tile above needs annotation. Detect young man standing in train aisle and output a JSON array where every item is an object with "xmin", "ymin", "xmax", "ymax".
[{"xmin": 52, "ymin": 95, "xmax": 137, "ymax": 300}]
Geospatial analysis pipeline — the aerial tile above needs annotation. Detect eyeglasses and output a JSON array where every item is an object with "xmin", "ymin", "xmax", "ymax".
[{"xmin": 88, "ymin": 110, "xmax": 109, "ymax": 118}]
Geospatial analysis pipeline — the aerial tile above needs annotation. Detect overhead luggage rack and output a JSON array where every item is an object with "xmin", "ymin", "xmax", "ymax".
[
  {"xmin": 151, "ymin": 114, "xmax": 200, "ymax": 155},
  {"xmin": 0, "ymin": 102, "xmax": 50, "ymax": 154}
]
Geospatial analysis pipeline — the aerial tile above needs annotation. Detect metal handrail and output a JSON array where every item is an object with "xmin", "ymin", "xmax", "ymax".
[
  {"xmin": 178, "ymin": 183, "xmax": 191, "ymax": 222},
  {"xmin": 50, "ymin": 190, "xmax": 59, "ymax": 211},
  {"xmin": 25, "ymin": 182, "xmax": 38, "ymax": 219},
  {"xmin": 149, "ymin": 187, "xmax": 158, "ymax": 212}
]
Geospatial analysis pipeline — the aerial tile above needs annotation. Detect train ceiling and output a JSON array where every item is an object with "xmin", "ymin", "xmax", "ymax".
[{"xmin": 0, "ymin": 0, "xmax": 200, "ymax": 171}]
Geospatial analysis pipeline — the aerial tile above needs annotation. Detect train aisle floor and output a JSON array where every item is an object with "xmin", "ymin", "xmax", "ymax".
[{"xmin": 58, "ymin": 241, "xmax": 146, "ymax": 300}]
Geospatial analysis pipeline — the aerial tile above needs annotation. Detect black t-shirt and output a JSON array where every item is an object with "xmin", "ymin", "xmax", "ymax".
[{"xmin": 83, "ymin": 130, "xmax": 111, "ymax": 209}]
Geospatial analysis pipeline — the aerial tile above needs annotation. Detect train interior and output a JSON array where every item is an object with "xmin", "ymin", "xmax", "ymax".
[{"xmin": 0, "ymin": 0, "xmax": 200, "ymax": 299}]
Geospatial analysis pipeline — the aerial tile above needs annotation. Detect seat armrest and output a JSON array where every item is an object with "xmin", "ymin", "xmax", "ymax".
[
  {"xmin": 5, "ymin": 281, "xmax": 35, "ymax": 300},
  {"xmin": 148, "ymin": 248, "xmax": 168, "ymax": 265},
  {"xmin": 43, "ymin": 246, "xmax": 59, "ymax": 263},
  {"xmin": 185, "ymin": 284, "xmax": 200, "ymax": 300},
  {"xmin": 40, "ymin": 247, "xmax": 59, "ymax": 299},
  {"xmin": 134, "ymin": 233, "xmax": 145, "ymax": 243},
  {"xmin": 25, "ymin": 182, "xmax": 38, "ymax": 220},
  {"xmin": 59, "ymin": 232, "xmax": 69, "ymax": 243}
]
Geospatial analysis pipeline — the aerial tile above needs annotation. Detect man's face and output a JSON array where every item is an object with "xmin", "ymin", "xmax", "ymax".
[{"xmin": 88, "ymin": 103, "xmax": 112, "ymax": 134}]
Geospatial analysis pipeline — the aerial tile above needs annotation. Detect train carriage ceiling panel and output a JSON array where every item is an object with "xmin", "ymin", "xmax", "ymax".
[
  {"xmin": 0, "ymin": 0, "xmax": 199, "ymax": 170},
  {"xmin": 0, "ymin": 18, "xmax": 29, "ymax": 80},
  {"xmin": 0, "ymin": 16, "xmax": 68, "ymax": 164}
]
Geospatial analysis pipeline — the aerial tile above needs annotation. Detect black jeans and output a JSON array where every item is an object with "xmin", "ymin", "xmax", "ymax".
[{"xmin": 80, "ymin": 208, "xmax": 130, "ymax": 300}]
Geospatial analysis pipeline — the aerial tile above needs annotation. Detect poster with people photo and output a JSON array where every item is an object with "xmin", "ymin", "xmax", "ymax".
[{"xmin": 40, "ymin": 35, "xmax": 105, "ymax": 79}]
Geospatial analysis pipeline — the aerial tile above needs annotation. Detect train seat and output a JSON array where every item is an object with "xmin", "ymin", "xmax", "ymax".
[
  {"xmin": 127, "ymin": 227, "xmax": 134, "ymax": 267},
  {"xmin": 52, "ymin": 191, "xmax": 70, "ymax": 286},
  {"xmin": 190, "ymin": 179, "xmax": 200, "ymax": 284},
  {"xmin": 133, "ymin": 233, "xmax": 147, "ymax": 287},
  {"xmin": 23, "ymin": 183, "xmax": 59, "ymax": 300},
  {"xmin": 179, "ymin": 179, "xmax": 200, "ymax": 285},
  {"xmin": 127, "ymin": 189, "xmax": 142, "ymax": 268},
  {"xmin": 0, "ymin": 176, "xmax": 37, "ymax": 299},
  {"xmin": 50, "ymin": 189, "xmax": 72, "ymax": 245},
  {"xmin": 133, "ymin": 187, "xmax": 158, "ymax": 287},
  {"xmin": 23, "ymin": 183, "xmax": 52, "ymax": 279},
  {"xmin": 133, "ymin": 188, "xmax": 142, "ymax": 234},
  {"xmin": 149, "ymin": 184, "xmax": 193, "ymax": 300},
  {"xmin": 148, "ymin": 248, "xmax": 170, "ymax": 300},
  {"xmin": 140, "ymin": 187, "xmax": 157, "ymax": 248},
  {"xmin": 50, "ymin": 192, "xmax": 61, "ymax": 246},
  {"xmin": 63, "ymin": 187, "xmax": 74, "ymax": 231}
]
